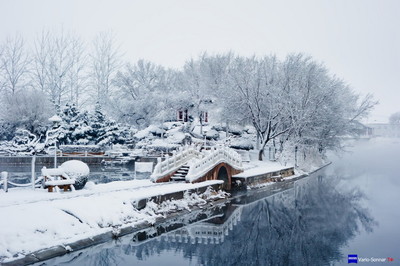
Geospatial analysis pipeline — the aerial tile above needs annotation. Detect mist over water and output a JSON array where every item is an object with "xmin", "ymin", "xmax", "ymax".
[
  {"xmin": 37, "ymin": 139, "xmax": 400, "ymax": 266},
  {"xmin": 332, "ymin": 139, "xmax": 400, "ymax": 264}
]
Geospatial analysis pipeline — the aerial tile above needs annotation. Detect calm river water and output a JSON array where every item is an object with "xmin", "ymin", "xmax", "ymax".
[{"xmin": 37, "ymin": 139, "xmax": 400, "ymax": 266}]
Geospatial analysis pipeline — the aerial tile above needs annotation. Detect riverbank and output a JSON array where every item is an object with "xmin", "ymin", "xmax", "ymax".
[
  {"xmin": 0, "ymin": 179, "xmax": 227, "ymax": 264},
  {"xmin": 0, "ymin": 161, "xmax": 329, "ymax": 265}
]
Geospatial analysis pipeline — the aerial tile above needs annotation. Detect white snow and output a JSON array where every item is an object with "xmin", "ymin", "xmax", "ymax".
[
  {"xmin": 135, "ymin": 162, "xmax": 153, "ymax": 173},
  {"xmin": 134, "ymin": 125, "xmax": 165, "ymax": 140},
  {"xmin": 165, "ymin": 130, "xmax": 186, "ymax": 144},
  {"xmin": 233, "ymin": 160, "xmax": 294, "ymax": 179},
  {"xmin": 0, "ymin": 179, "xmax": 223, "ymax": 263},
  {"xmin": 229, "ymin": 137, "xmax": 254, "ymax": 150},
  {"xmin": 135, "ymin": 124, "xmax": 191, "ymax": 151},
  {"xmin": 206, "ymin": 129, "xmax": 219, "ymax": 139},
  {"xmin": 190, "ymin": 124, "xmax": 212, "ymax": 138},
  {"xmin": 44, "ymin": 179, "xmax": 75, "ymax": 186},
  {"xmin": 60, "ymin": 160, "xmax": 90, "ymax": 178},
  {"xmin": 147, "ymin": 138, "xmax": 179, "ymax": 150},
  {"xmin": 48, "ymin": 115, "xmax": 62, "ymax": 123}
]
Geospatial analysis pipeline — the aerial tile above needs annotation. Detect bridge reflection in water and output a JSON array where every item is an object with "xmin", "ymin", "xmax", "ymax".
[
  {"xmin": 158, "ymin": 205, "xmax": 242, "ymax": 245},
  {"xmin": 36, "ymin": 168, "xmax": 376, "ymax": 266}
]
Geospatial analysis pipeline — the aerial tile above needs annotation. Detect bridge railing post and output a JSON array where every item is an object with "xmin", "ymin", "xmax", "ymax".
[
  {"xmin": 172, "ymin": 150, "xmax": 177, "ymax": 167},
  {"xmin": 166, "ymin": 154, "xmax": 170, "ymax": 171},
  {"xmin": 178, "ymin": 150, "xmax": 182, "ymax": 165},
  {"xmin": 31, "ymin": 155, "xmax": 36, "ymax": 190},
  {"xmin": 1, "ymin": 171, "xmax": 8, "ymax": 192},
  {"xmin": 154, "ymin": 157, "xmax": 162, "ymax": 174}
]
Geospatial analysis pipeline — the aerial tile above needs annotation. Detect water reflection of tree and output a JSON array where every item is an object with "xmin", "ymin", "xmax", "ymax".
[
  {"xmin": 135, "ymin": 175, "xmax": 375, "ymax": 266},
  {"xmin": 46, "ymin": 174, "xmax": 376, "ymax": 266},
  {"xmin": 228, "ymin": 175, "xmax": 374, "ymax": 266}
]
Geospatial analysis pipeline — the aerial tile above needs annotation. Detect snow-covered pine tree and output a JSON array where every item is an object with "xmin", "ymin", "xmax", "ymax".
[
  {"xmin": 89, "ymin": 102, "xmax": 132, "ymax": 147},
  {"xmin": 89, "ymin": 102, "xmax": 107, "ymax": 141},
  {"xmin": 72, "ymin": 110, "xmax": 93, "ymax": 145},
  {"xmin": 95, "ymin": 118, "xmax": 131, "ymax": 147},
  {"xmin": 58, "ymin": 103, "xmax": 93, "ymax": 145}
]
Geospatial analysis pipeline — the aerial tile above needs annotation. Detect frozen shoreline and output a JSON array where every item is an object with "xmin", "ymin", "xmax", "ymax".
[
  {"xmin": 0, "ymin": 161, "xmax": 330, "ymax": 265},
  {"xmin": 0, "ymin": 179, "xmax": 224, "ymax": 264}
]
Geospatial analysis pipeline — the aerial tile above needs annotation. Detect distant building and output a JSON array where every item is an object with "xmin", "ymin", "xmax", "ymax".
[
  {"xmin": 352, "ymin": 121, "xmax": 373, "ymax": 137},
  {"xmin": 176, "ymin": 109, "xmax": 189, "ymax": 122},
  {"xmin": 366, "ymin": 123, "xmax": 400, "ymax": 137},
  {"xmin": 176, "ymin": 109, "xmax": 208, "ymax": 124}
]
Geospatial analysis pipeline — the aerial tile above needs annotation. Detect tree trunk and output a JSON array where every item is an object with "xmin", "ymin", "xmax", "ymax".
[
  {"xmin": 199, "ymin": 112, "xmax": 203, "ymax": 135},
  {"xmin": 258, "ymin": 148, "xmax": 264, "ymax": 161}
]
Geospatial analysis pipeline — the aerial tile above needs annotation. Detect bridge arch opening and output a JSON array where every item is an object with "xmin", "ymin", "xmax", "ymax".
[{"xmin": 217, "ymin": 166, "xmax": 230, "ymax": 190}]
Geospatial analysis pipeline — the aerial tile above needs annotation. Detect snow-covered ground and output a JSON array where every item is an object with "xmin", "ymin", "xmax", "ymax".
[
  {"xmin": 0, "ymin": 150, "xmax": 321, "ymax": 264},
  {"xmin": 0, "ymin": 179, "xmax": 224, "ymax": 263}
]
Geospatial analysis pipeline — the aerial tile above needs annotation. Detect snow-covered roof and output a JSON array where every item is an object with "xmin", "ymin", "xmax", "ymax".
[
  {"xmin": 233, "ymin": 161, "xmax": 294, "ymax": 179},
  {"xmin": 48, "ymin": 115, "xmax": 62, "ymax": 123}
]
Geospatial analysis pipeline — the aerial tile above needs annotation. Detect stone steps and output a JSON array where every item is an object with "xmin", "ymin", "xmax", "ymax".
[{"xmin": 171, "ymin": 165, "xmax": 190, "ymax": 181}]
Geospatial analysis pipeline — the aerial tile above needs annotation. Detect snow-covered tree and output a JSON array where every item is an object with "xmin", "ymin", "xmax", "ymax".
[
  {"xmin": 0, "ymin": 35, "xmax": 377, "ymax": 159},
  {"xmin": 0, "ymin": 122, "xmax": 14, "ymax": 141},
  {"xmin": 91, "ymin": 102, "xmax": 107, "ymax": 133},
  {"xmin": 0, "ymin": 34, "xmax": 30, "ymax": 95},
  {"xmin": 112, "ymin": 60, "xmax": 173, "ymax": 127},
  {"xmin": 181, "ymin": 54, "xmax": 224, "ymax": 134},
  {"xmin": 221, "ymin": 55, "xmax": 289, "ymax": 160},
  {"xmin": 56, "ymin": 103, "xmax": 92, "ymax": 145},
  {"xmin": 32, "ymin": 30, "xmax": 87, "ymax": 111},
  {"xmin": 0, "ymin": 88, "xmax": 51, "ymax": 139},
  {"xmin": 67, "ymin": 35, "xmax": 88, "ymax": 107},
  {"xmin": 281, "ymin": 55, "xmax": 376, "ymax": 157},
  {"xmin": 50, "ymin": 103, "xmax": 131, "ymax": 147},
  {"xmin": 89, "ymin": 31, "xmax": 121, "ymax": 109},
  {"xmin": 219, "ymin": 53, "xmax": 376, "ymax": 160},
  {"xmin": 88, "ymin": 103, "xmax": 132, "ymax": 146},
  {"xmin": 389, "ymin": 111, "xmax": 400, "ymax": 124},
  {"xmin": 32, "ymin": 30, "xmax": 50, "ymax": 94}
]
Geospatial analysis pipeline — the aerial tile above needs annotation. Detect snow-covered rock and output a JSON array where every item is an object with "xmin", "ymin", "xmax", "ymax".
[
  {"xmin": 60, "ymin": 160, "xmax": 90, "ymax": 177},
  {"xmin": 162, "ymin": 121, "xmax": 183, "ymax": 130},
  {"xmin": 147, "ymin": 139, "xmax": 180, "ymax": 152},
  {"xmin": 165, "ymin": 130, "xmax": 186, "ymax": 143},
  {"xmin": 60, "ymin": 160, "xmax": 90, "ymax": 190},
  {"xmin": 211, "ymin": 124, "xmax": 226, "ymax": 132},
  {"xmin": 229, "ymin": 138, "xmax": 254, "ymax": 150},
  {"xmin": 244, "ymin": 125, "xmax": 256, "ymax": 134},
  {"xmin": 134, "ymin": 125, "xmax": 165, "ymax": 140},
  {"xmin": 228, "ymin": 125, "xmax": 244, "ymax": 136},
  {"xmin": 206, "ymin": 129, "xmax": 219, "ymax": 140},
  {"xmin": 190, "ymin": 125, "xmax": 213, "ymax": 139}
]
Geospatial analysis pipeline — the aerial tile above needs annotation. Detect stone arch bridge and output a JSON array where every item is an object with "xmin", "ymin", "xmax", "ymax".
[{"xmin": 150, "ymin": 145, "xmax": 243, "ymax": 190}]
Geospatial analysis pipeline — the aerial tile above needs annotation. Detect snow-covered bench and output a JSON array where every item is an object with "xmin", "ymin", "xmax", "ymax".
[{"xmin": 41, "ymin": 167, "xmax": 75, "ymax": 192}]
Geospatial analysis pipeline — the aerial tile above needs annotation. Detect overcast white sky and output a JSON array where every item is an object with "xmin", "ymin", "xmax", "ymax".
[{"xmin": 1, "ymin": 0, "xmax": 399, "ymax": 122}]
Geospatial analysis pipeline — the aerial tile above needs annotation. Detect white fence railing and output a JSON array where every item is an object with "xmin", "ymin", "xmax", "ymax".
[
  {"xmin": 1, "ymin": 166, "xmax": 78, "ymax": 193},
  {"xmin": 150, "ymin": 145, "xmax": 202, "ymax": 182},
  {"xmin": 185, "ymin": 146, "xmax": 243, "ymax": 182},
  {"xmin": 151, "ymin": 145, "xmax": 243, "ymax": 183},
  {"xmin": 1, "ymin": 171, "xmax": 44, "ymax": 192}
]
